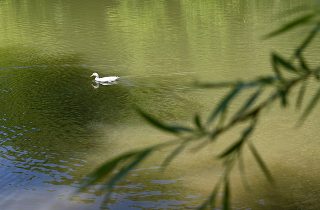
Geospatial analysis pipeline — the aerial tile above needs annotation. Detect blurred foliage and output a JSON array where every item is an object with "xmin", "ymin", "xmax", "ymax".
[{"xmin": 80, "ymin": 5, "xmax": 320, "ymax": 210}]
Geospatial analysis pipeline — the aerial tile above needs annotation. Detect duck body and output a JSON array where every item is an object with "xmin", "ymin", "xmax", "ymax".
[{"xmin": 90, "ymin": 72, "xmax": 119, "ymax": 83}]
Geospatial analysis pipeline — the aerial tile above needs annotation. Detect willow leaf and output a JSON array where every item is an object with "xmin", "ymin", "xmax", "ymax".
[
  {"xmin": 237, "ymin": 151, "xmax": 251, "ymax": 190},
  {"xmin": 136, "ymin": 108, "xmax": 193, "ymax": 134},
  {"xmin": 296, "ymin": 23, "xmax": 320, "ymax": 55},
  {"xmin": 278, "ymin": 5, "xmax": 311, "ymax": 18},
  {"xmin": 272, "ymin": 52, "xmax": 298, "ymax": 73},
  {"xmin": 223, "ymin": 181, "xmax": 230, "ymax": 210},
  {"xmin": 218, "ymin": 123, "xmax": 255, "ymax": 158},
  {"xmin": 161, "ymin": 143, "xmax": 188, "ymax": 168},
  {"xmin": 297, "ymin": 55, "xmax": 311, "ymax": 72},
  {"xmin": 256, "ymin": 76, "xmax": 277, "ymax": 85},
  {"xmin": 218, "ymin": 138, "xmax": 244, "ymax": 159},
  {"xmin": 207, "ymin": 84, "xmax": 243, "ymax": 124},
  {"xmin": 271, "ymin": 53, "xmax": 284, "ymax": 81},
  {"xmin": 264, "ymin": 13, "xmax": 315, "ymax": 39},
  {"xmin": 278, "ymin": 90, "xmax": 288, "ymax": 107},
  {"xmin": 217, "ymin": 107, "xmax": 228, "ymax": 129},
  {"xmin": 101, "ymin": 149, "xmax": 152, "ymax": 193},
  {"xmin": 79, "ymin": 151, "xmax": 138, "ymax": 190},
  {"xmin": 233, "ymin": 88, "xmax": 262, "ymax": 120},
  {"xmin": 296, "ymin": 81, "xmax": 306, "ymax": 109},
  {"xmin": 198, "ymin": 182, "xmax": 221, "ymax": 210},
  {"xmin": 194, "ymin": 114, "xmax": 204, "ymax": 131},
  {"xmin": 299, "ymin": 86, "xmax": 320, "ymax": 123},
  {"xmin": 248, "ymin": 142, "xmax": 273, "ymax": 183}
]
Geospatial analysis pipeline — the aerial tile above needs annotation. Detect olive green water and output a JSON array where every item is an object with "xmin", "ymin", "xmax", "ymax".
[{"xmin": 0, "ymin": 0, "xmax": 319, "ymax": 209}]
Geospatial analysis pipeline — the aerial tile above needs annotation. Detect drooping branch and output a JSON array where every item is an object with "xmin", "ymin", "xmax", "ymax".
[{"xmin": 79, "ymin": 16, "xmax": 320, "ymax": 210}]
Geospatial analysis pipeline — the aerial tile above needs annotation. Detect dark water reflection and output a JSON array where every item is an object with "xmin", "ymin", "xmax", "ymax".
[
  {"xmin": 0, "ymin": 0, "xmax": 319, "ymax": 209},
  {"xmin": 0, "ymin": 48, "xmax": 202, "ymax": 209}
]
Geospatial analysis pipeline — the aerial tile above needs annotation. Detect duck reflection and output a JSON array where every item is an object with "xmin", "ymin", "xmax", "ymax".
[{"xmin": 91, "ymin": 80, "xmax": 118, "ymax": 89}]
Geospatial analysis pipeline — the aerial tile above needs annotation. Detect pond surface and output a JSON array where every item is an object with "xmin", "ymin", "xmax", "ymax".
[{"xmin": 0, "ymin": 0, "xmax": 319, "ymax": 209}]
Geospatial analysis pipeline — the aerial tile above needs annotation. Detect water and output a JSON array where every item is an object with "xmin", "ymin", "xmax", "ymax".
[{"xmin": 0, "ymin": 0, "xmax": 319, "ymax": 209}]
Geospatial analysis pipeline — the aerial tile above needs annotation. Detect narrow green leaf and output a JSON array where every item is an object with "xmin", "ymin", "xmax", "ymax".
[
  {"xmin": 198, "ymin": 182, "xmax": 221, "ymax": 210},
  {"xmin": 278, "ymin": 89, "xmax": 288, "ymax": 107},
  {"xmin": 218, "ymin": 107, "xmax": 228, "ymax": 128},
  {"xmin": 190, "ymin": 139, "xmax": 211, "ymax": 152},
  {"xmin": 101, "ymin": 149, "xmax": 152, "ymax": 193},
  {"xmin": 297, "ymin": 54, "xmax": 311, "ymax": 72},
  {"xmin": 272, "ymin": 52, "xmax": 298, "ymax": 73},
  {"xmin": 256, "ymin": 76, "xmax": 277, "ymax": 85},
  {"xmin": 79, "ymin": 151, "xmax": 138, "ymax": 190},
  {"xmin": 237, "ymin": 151, "xmax": 251, "ymax": 190},
  {"xmin": 223, "ymin": 181, "xmax": 230, "ymax": 210},
  {"xmin": 237, "ymin": 151, "xmax": 245, "ymax": 176},
  {"xmin": 233, "ymin": 88, "xmax": 262, "ymax": 120},
  {"xmin": 218, "ymin": 122, "xmax": 255, "ymax": 158},
  {"xmin": 207, "ymin": 84, "xmax": 243, "ymax": 124},
  {"xmin": 168, "ymin": 125, "xmax": 194, "ymax": 133},
  {"xmin": 278, "ymin": 5, "xmax": 311, "ymax": 18},
  {"xmin": 296, "ymin": 81, "xmax": 306, "ymax": 109},
  {"xmin": 299, "ymin": 86, "xmax": 320, "ymax": 123},
  {"xmin": 248, "ymin": 142, "xmax": 274, "ymax": 183},
  {"xmin": 296, "ymin": 23, "xmax": 320, "ymax": 56},
  {"xmin": 161, "ymin": 143, "xmax": 188, "ymax": 168},
  {"xmin": 271, "ymin": 53, "xmax": 284, "ymax": 81},
  {"xmin": 264, "ymin": 13, "xmax": 315, "ymax": 39},
  {"xmin": 136, "ymin": 107, "xmax": 193, "ymax": 134},
  {"xmin": 218, "ymin": 138, "xmax": 244, "ymax": 159},
  {"xmin": 194, "ymin": 114, "xmax": 204, "ymax": 131}
]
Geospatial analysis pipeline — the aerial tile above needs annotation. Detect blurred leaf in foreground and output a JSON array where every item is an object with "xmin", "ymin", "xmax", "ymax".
[
  {"xmin": 264, "ymin": 13, "xmax": 315, "ymax": 39},
  {"xmin": 136, "ymin": 107, "xmax": 193, "ymax": 134}
]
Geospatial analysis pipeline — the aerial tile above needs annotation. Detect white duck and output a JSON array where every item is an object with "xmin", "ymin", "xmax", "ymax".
[{"xmin": 90, "ymin": 72, "xmax": 119, "ymax": 83}]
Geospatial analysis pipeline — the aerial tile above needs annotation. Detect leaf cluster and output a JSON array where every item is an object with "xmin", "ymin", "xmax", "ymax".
[{"xmin": 78, "ymin": 7, "xmax": 320, "ymax": 210}]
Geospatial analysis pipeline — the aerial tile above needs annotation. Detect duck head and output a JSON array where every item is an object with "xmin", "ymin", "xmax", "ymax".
[{"xmin": 90, "ymin": 72, "xmax": 99, "ymax": 78}]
